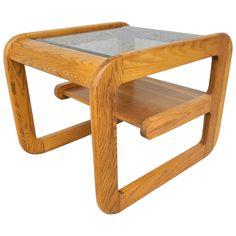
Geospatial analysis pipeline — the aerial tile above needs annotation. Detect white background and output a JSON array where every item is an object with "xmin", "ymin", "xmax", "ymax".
[{"xmin": 0, "ymin": 0, "xmax": 235, "ymax": 235}]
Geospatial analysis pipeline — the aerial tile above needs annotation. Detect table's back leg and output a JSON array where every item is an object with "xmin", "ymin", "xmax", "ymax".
[
  {"xmin": 4, "ymin": 58, "xmax": 45, "ymax": 153},
  {"xmin": 201, "ymin": 35, "xmax": 232, "ymax": 155},
  {"xmin": 4, "ymin": 57, "xmax": 93, "ymax": 154}
]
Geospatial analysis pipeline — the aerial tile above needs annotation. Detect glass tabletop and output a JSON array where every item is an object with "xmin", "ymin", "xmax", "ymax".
[{"xmin": 37, "ymin": 26, "xmax": 200, "ymax": 58}]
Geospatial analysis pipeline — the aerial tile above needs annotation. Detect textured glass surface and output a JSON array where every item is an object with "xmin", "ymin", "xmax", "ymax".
[{"xmin": 37, "ymin": 26, "xmax": 200, "ymax": 57}]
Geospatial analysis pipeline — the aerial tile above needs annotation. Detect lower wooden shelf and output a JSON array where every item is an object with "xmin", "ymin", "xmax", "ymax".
[{"xmin": 55, "ymin": 77, "xmax": 211, "ymax": 139}]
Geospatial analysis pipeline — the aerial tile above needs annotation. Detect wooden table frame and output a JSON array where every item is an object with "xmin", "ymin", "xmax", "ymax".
[{"xmin": 4, "ymin": 22, "xmax": 232, "ymax": 213}]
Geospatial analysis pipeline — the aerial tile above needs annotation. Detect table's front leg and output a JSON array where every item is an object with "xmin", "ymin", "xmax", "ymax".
[
  {"xmin": 90, "ymin": 60, "xmax": 123, "ymax": 214},
  {"xmin": 89, "ymin": 34, "xmax": 232, "ymax": 214}
]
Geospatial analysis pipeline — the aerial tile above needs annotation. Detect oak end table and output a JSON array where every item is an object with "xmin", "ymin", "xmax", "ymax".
[{"xmin": 4, "ymin": 22, "xmax": 232, "ymax": 213}]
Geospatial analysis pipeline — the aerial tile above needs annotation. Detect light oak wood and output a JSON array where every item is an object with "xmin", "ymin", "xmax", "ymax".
[
  {"xmin": 8, "ymin": 39, "xmax": 105, "ymax": 88},
  {"xmin": 3, "ymin": 58, "xmax": 91, "ymax": 153},
  {"xmin": 141, "ymin": 94, "xmax": 212, "ymax": 139},
  {"xmin": 9, "ymin": 22, "xmax": 128, "ymax": 40},
  {"xmin": 55, "ymin": 77, "xmax": 206, "ymax": 138},
  {"xmin": 120, "ymin": 143, "xmax": 205, "ymax": 210},
  {"xmin": 90, "ymin": 57, "xmax": 123, "ymax": 213},
  {"xmin": 4, "ymin": 22, "xmax": 127, "ymax": 153},
  {"xmin": 4, "ymin": 22, "xmax": 232, "ymax": 214},
  {"xmin": 88, "ymin": 32, "xmax": 232, "ymax": 213},
  {"xmin": 6, "ymin": 22, "xmax": 127, "ymax": 88},
  {"xmin": 201, "ymin": 37, "xmax": 232, "ymax": 155},
  {"xmin": 42, "ymin": 121, "xmax": 91, "ymax": 152},
  {"xmin": 121, "ymin": 34, "xmax": 226, "ymax": 83}
]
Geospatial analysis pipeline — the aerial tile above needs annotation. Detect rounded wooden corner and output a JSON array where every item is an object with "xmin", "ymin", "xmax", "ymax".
[
  {"xmin": 218, "ymin": 33, "xmax": 233, "ymax": 47},
  {"xmin": 18, "ymin": 138, "xmax": 45, "ymax": 155},
  {"xmin": 54, "ymin": 82, "xmax": 78, "ymax": 99},
  {"xmin": 91, "ymin": 55, "xmax": 124, "ymax": 89},
  {"xmin": 95, "ymin": 197, "xmax": 121, "ymax": 215},
  {"xmin": 202, "ymin": 134, "xmax": 220, "ymax": 157},
  {"xmin": 4, "ymin": 33, "xmax": 26, "ymax": 61},
  {"xmin": 210, "ymin": 33, "xmax": 233, "ymax": 56},
  {"xmin": 140, "ymin": 119, "xmax": 152, "ymax": 140}
]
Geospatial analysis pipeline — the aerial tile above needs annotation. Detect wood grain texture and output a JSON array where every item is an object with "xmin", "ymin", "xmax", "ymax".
[
  {"xmin": 120, "ymin": 34, "xmax": 225, "ymax": 83},
  {"xmin": 4, "ymin": 22, "xmax": 128, "ymax": 154},
  {"xmin": 4, "ymin": 59, "xmax": 44, "ymax": 153},
  {"xmin": 141, "ymin": 94, "xmax": 212, "ymax": 139},
  {"xmin": 6, "ymin": 22, "xmax": 128, "ymax": 88},
  {"xmin": 4, "ymin": 23, "xmax": 232, "ymax": 214},
  {"xmin": 41, "ymin": 121, "xmax": 91, "ymax": 152},
  {"xmin": 90, "ymin": 58, "xmax": 123, "ymax": 213},
  {"xmin": 55, "ymin": 77, "xmax": 205, "ymax": 133},
  {"xmin": 120, "ymin": 143, "xmax": 205, "ymax": 210},
  {"xmin": 4, "ymin": 56, "xmax": 92, "ymax": 154},
  {"xmin": 10, "ymin": 22, "xmax": 128, "ymax": 40},
  {"xmin": 87, "ymin": 33, "xmax": 232, "ymax": 213},
  {"xmin": 55, "ymin": 82, "xmax": 82, "ymax": 99},
  {"xmin": 201, "ymin": 35, "xmax": 232, "ymax": 154},
  {"xmin": 8, "ymin": 39, "xmax": 105, "ymax": 88}
]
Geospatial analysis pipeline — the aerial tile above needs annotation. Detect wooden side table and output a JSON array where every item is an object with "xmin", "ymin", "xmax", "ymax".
[{"xmin": 4, "ymin": 22, "xmax": 232, "ymax": 214}]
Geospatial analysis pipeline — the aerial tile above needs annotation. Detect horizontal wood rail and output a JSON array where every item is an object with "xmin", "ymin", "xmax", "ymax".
[
  {"xmin": 5, "ymin": 22, "xmax": 128, "ymax": 88},
  {"xmin": 141, "ymin": 94, "xmax": 212, "ymax": 139},
  {"xmin": 41, "ymin": 121, "xmax": 91, "ymax": 152},
  {"xmin": 120, "ymin": 34, "xmax": 225, "ymax": 84},
  {"xmin": 8, "ymin": 39, "xmax": 105, "ymax": 88},
  {"xmin": 9, "ymin": 22, "xmax": 128, "ymax": 40},
  {"xmin": 119, "ymin": 143, "xmax": 205, "ymax": 210}
]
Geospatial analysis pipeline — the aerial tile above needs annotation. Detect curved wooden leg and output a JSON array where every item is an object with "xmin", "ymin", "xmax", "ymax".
[
  {"xmin": 90, "ymin": 80, "xmax": 121, "ymax": 214},
  {"xmin": 201, "ymin": 37, "xmax": 232, "ymax": 154},
  {"xmin": 4, "ymin": 59, "xmax": 44, "ymax": 153},
  {"xmin": 90, "ymin": 35, "xmax": 232, "ymax": 213},
  {"xmin": 4, "ymin": 59, "xmax": 91, "ymax": 154}
]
